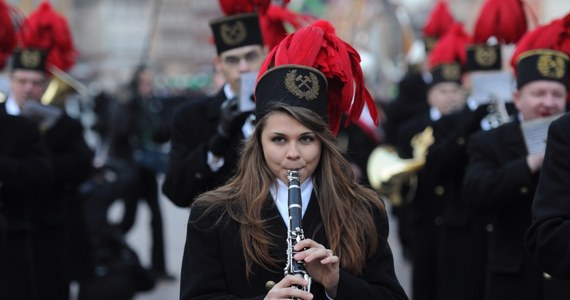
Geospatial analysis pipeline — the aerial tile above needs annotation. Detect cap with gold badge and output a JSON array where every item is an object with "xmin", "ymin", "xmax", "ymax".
[
  {"xmin": 12, "ymin": 1, "xmax": 77, "ymax": 73},
  {"xmin": 210, "ymin": 0, "xmax": 269, "ymax": 55},
  {"xmin": 254, "ymin": 20, "xmax": 379, "ymax": 135},
  {"xmin": 427, "ymin": 23, "xmax": 472, "ymax": 86},
  {"xmin": 466, "ymin": 0, "xmax": 531, "ymax": 72},
  {"xmin": 510, "ymin": 14, "xmax": 570, "ymax": 90}
]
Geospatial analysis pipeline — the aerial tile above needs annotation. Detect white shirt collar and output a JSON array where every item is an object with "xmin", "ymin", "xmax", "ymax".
[
  {"xmin": 223, "ymin": 83, "xmax": 236, "ymax": 99},
  {"xmin": 270, "ymin": 176, "xmax": 313, "ymax": 227},
  {"xmin": 5, "ymin": 96, "xmax": 21, "ymax": 116},
  {"xmin": 429, "ymin": 106, "xmax": 442, "ymax": 121}
]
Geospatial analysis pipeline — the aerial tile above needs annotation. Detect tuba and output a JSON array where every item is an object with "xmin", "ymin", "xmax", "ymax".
[
  {"xmin": 284, "ymin": 170, "xmax": 311, "ymax": 298},
  {"xmin": 367, "ymin": 126, "xmax": 434, "ymax": 206}
]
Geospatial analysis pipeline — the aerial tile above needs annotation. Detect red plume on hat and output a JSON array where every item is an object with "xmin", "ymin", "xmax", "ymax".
[
  {"xmin": 510, "ymin": 13, "xmax": 570, "ymax": 88},
  {"xmin": 219, "ymin": 0, "xmax": 271, "ymax": 15},
  {"xmin": 0, "ymin": 0, "xmax": 17, "ymax": 69},
  {"xmin": 257, "ymin": 20, "xmax": 378, "ymax": 134},
  {"xmin": 260, "ymin": 4, "xmax": 317, "ymax": 50},
  {"xmin": 472, "ymin": 0, "xmax": 533, "ymax": 44},
  {"xmin": 422, "ymin": 0, "xmax": 455, "ymax": 39},
  {"xmin": 17, "ymin": 1, "xmax": 77, "ymax": 72},
  {"xmin": 428, "ymin": 23, "xmax": 472, "ymax": 69}
]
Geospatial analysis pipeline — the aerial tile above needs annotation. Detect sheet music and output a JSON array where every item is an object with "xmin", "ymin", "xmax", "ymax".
[
  {"xmin": 239, "ymin": 71, "xmax": 257, "ymax": 112},
  {"xmin": 469, "ymin": 71, "xmax": 514, "ymax": 105},
  {"xmin": 521, "ymin": 114, "xmax": 564, "ymax": 155}
]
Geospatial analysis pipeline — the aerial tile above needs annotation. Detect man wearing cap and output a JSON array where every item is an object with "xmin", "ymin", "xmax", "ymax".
[
  {"xmin": 463, "ymin": 18, "xmax": 570, "ymax": 298},
  {"xmin": 2, "ymin": 47, "xmax": 94, "ymax": 299},
  {"xmin": 394, "ymin": 23, "xmax": 469, "ymax": 300},
  {"xmin": 1, "ymin": 3, "xmax": 95, "ymax": 296},
  {"xmin": 0, "ymin": 49, "xmax": 54, "ymax": 300},
  {"xmin": 162, "ymin": 4, "xmax": 268, "ymax": 207},
  {"xmin": 426, "ymin": 0, "xmax": 531, "ymax": 296}
]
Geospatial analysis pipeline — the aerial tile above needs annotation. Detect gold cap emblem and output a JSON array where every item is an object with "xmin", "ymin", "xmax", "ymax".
[
  {"xmin": 475, "ymin": 46, "xmax": 498, "ymax": 67},
  {"xmin": 284, "ymin": 70, "xmax": 320, "ymax": 101},
  {"xmin": 220, "ymin": 21, "xmax": 247, "ymax": 46},
  {"xmin": 20, "ymin": 49, "xmax": 42, "ymax": 69},
  {"xmin": 441, "ymin": 64, "xmax": 461, "ymax": 81},
  {"xmin": 537, "ymin": 54, "xmax": 566, "ymax": 80}
]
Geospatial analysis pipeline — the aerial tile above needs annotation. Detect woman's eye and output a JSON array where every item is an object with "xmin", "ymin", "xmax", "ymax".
[
  {"xmin": 300, "ymin": 135, "xmax": 315, "ymax": 143},
  {"xmin": 271, "ymin": 136, "xmax": 286, "ymax": 143}
]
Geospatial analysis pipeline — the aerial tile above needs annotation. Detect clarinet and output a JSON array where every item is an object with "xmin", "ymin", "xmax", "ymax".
[{"xmin": 284, "ymin": 170, "xmax": 312, "ymax": 298}]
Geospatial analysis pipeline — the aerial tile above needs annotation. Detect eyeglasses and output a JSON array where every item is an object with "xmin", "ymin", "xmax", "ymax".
[{"xmin": 221, "ymin": 50, "xmax": 262, "ymax": 65}]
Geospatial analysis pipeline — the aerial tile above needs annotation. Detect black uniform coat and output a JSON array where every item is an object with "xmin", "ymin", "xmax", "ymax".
[
  {"xmin": 162, "ymin": 89, "xmax": 242, "ymax": 207},
  {"xmin": 426, "ymin": 105, "xmax": 489, "ymax": 300},
  {"xmin": 395, "ymin": 112, "xmax": 442, "ymax": 300},
  {"xmin": 180, "ymin": 193, "xmax": 408, "ymax": 300},
  {"xmin": 0, "ymin": 113, "xmax": 53, "ymax": 300},
  {"xmin": 1, "ymin": 100, "xmax": 95, "ymax": 297},
  {"xmin": 40, "ymin": 112, "xmax": 94, "ymax": 288},
  {"xmin": 526, "ymin": 112, "xmax": 570, "ymax": 280},
  {"xmin": 463, "ymin": 119, "xmax": 570, "ymax": 300}
]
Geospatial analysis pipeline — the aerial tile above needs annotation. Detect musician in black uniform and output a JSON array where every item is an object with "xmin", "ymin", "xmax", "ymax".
[
  {"xmin": 395, "ymin": 23, "xmax": 469, "ymax": 300},
  {"xmin": 526, "ymin": 112, "xmax": 570, "ymax": 280},
  {"xmin": 463, "ymin": 18, "xmax": 570, "ymax": 299},
  {"xmin": 2, "ymin": 44, "xmax": 94, "ymax": 299},
  {"xmin": 428, "ymin": 1, "xmax": 532, "ymax": 295},
  {"xmin": 161, "ymin": 2, "xmax": 268, "ymax": 208},
  {"xmin": 180, "ymin": 21, "xmax": 407, "ymax": 300},
  {"xmin": 525, "ymin": 12, "xmax": 570, "ymax": 286}
]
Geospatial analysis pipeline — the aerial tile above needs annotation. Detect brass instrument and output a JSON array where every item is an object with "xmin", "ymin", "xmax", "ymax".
[
  {"xmin": 41, "ymin": 66, "xmax": 89, "ymax": 107},
  {"xmin": 284, "ymin": 170, "xmax": 311, "ymax": 298},
  {"xmin": 367, "ymin": 126, "xmax": 434, "ymax": 206}
]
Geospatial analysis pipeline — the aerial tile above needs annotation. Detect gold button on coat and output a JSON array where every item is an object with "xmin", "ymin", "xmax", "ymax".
[
  {"xmin": 265, "ymin": 280, "xmax": 276, "ymax": 291},
  {"xmin": 434, "ymin": 186, "xmax": 445, "ymax": 196}
]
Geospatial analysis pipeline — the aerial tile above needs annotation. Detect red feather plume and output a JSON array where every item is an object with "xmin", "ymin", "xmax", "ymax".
[
  {"xmin": 219, "ymin": 0, "xmax": 271, "ymax": 16},
  {"xmin": 473, "ymin": 0, "xmax": 529, "ymax": 44},
  {"xmin": 428, "ymin": 23, "xmax": 472, "ymax": 69},
  {"xmin": 0, "ymin": 0, "xmax": 17, "ymax": 70},
  {"xmin": 511, "ymin": 13, "xmax": 570, "ymax": 88},
  {"xmin": 509, "ymin": 12, "xmax": 570, "ymax": 102},
  {"xmin": 422, "ymin": 0, "xmax": 455, "ymax": 38},
  {"xmin": 259, "ymin": 4, "xmax": 317, "ymax": 50},
  {"xmin": 257, "ymin": 20, "xmax": 378, "ymax": 134},
  {"xmin": 17, "ymin": 1, "xmax": 77, "ymax": 72},
  {"xmin": 553, "ymin": 14, "xmax": 570, "ymax": 59}
]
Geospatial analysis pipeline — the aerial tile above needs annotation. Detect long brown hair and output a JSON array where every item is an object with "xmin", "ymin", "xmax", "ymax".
[{"xmin": 192, "ymin": 103, "xmax": 386, "ymax": 276}]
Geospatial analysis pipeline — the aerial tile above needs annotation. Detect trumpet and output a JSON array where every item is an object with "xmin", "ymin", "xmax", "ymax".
[
  {"xmin": 367, "ymin": 126, "xmax": 434, "ymax": 206},
  {"xmin": 284, "ymin": 170, "xmax": 311, "ymax": 298}
]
